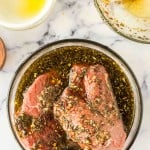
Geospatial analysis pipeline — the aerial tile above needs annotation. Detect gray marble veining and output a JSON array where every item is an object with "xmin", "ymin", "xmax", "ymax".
[{"xmin": 0, "ymin": 0, "xmax": 150, "ymax": 149}]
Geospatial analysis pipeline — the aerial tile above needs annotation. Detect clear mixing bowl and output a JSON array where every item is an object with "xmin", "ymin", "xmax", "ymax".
[{"xmin": 8, "ymin": 39, "xmax": 142, "ymax": 150}]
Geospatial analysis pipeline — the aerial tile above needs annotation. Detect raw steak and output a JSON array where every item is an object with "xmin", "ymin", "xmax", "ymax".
[
  {"xmin": 15, "ymin": 113, "xmax": 66, "ymax": 150},
  {"xmin": 54, "ymin": 64, "xmax": 126, "ymax": 150},
  {"xmin": 21, "ymin": 71, "xmax": 61, "ymax": 117},
  {"xmin": 15, "ymin": 71, "xmax": 66, "ymax": 150},
  {"xmin": 69, "ymin": 64, "xmax": 88, "ymax": 97}
]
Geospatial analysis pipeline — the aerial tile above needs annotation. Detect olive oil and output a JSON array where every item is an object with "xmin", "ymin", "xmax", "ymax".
[
  {"xmin": 16, "ymin": 0, "xmax": 46, "ymax": 18},
  {"xmin": 0, "ymin": 0, "xmax": 50, "ymax": 28},
  {"xmin": 123, "ymin": 0, "xmax": 150, "ymax": 18},
  {"xmin": 15, "ymin": 46, "xmax": 134, "ymax": 134},
  {"xmin": 0, "ymin": 0, "xmax": 46, "ymax": 19}
]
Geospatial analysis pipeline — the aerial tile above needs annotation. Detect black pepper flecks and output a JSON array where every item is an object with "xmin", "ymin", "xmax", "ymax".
[{"xmin": 15, "ymin": 46, "xmax": 134, "ymax": 134}]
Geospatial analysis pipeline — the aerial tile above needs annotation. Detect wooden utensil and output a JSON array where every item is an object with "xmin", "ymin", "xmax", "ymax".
[{"xmin": 0, "ymin": 38, "xmax": 6, "ymax": 70}]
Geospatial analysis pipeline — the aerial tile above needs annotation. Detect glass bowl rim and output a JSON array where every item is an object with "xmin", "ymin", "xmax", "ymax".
[{"xmin": 94, "ymin": 0, "xmax": 150, "ymax": 44}]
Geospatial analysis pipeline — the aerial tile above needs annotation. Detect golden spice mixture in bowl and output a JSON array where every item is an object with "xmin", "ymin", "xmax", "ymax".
[
  {"xmin": 8, "ymin": 39, "xmax": 142, "ymax": 150},
  {"xmin": 95, "ymin": 0, "xmax": 150, "ymax": 43}
]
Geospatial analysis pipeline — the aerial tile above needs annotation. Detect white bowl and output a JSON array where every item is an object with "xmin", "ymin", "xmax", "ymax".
[{"xmin": 0, "ymin": 0, "xmax": 55, "ymax": 30}]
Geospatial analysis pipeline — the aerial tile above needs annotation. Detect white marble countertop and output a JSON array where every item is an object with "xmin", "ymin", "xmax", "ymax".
[{"xmin": 0, "ymin": 0, "xmax": 149, "ymax": 149}]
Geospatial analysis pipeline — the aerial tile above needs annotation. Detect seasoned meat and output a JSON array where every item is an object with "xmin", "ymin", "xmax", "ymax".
[
  {"xmin": 15, "ymin": 71, "xmax": 66, "ymax": 150},
  {"xmin": 54, "ymin": 64, "xmax": 126, "ymax": 150},
  {"xmin": 69, "ymin": 64, "xmax": 87, "ymax": 95},
  {"xmin": 84, "ymin": 64, "xmax": 126, "ymax": 149},
  {"xmin": 15, "ymin": 113, "xmax": 66, "ymax": 150},
  {"xmin": 21, "ymin": 71, "xmax": 61, "ymax": 117}
]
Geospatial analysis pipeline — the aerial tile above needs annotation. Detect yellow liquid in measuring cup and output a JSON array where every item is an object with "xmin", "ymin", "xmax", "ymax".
[
  {"xmin": 0, "ymin": 0, "xmax": 46, "ymax": 23},
  {"xmin": 123, "ymin": 0, "xmax": 150, "ymax": 18}
]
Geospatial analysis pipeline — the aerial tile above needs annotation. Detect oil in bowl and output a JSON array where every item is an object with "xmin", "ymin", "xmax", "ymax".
[
  {"xmin": 95, "ymin": 0, "xmax": 150, "ymax": 43},
  {"xmin": 123, "ymin": 0, "xmax": 150, "ymax": 18},
  {"xmin": 0, "ymin": 0, "xmax": 55, "ymax": 29},
  {"xmin": 8, "ymin": 40, "xmax": 142, "ymax": 150}
]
